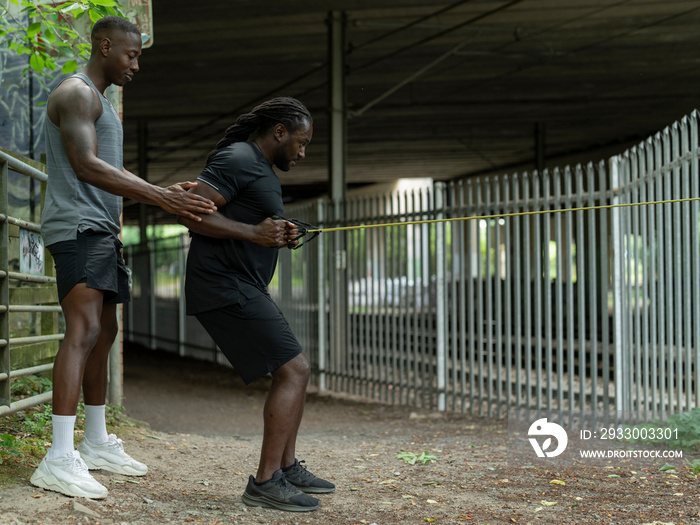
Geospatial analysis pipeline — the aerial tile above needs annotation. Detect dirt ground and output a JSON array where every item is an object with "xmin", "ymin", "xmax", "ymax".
[{"xmin": 1, "ymin": 344, "xmax": 699, "ymax": 525}]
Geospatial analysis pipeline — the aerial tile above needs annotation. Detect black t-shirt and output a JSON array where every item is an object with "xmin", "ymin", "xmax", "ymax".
[{"xmin": 185, "ymin": 142, "xmax": 284, "ymax": 315}]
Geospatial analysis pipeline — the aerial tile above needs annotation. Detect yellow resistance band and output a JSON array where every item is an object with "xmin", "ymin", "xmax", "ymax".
[{"xmin": 306, "ymin": 197, "xmax": 700, "ymax": 234}]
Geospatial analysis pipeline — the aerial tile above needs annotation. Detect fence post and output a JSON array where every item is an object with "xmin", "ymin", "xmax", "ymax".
[
  {"xmin": 107, "ymin": 307, "xmax": 122, "ymax": 406},
  {"xmin": 609, "ymin": 156, "xmax": 626, "ymax": 411},
  {"xmin": 279, "ymin": 237, "xmax": 293, "ymax": 310},
  {"xmin": 317, "ymin": 200, "xmax": 327, "ymax": 392},
  {"xmin": 149, "ymin": 242, "xmax": 156, "ymax": 349},
  {"xmin": 127, "ymin": 244, "xmax": 134, "ymax": 341},
  {"xmin": 0, "ymin": 158, "xmax": 9, "ymax": 407},
  {"xmin": 178, "ymin": 234, "xmax": 186, "ymax": 357},
  {"xmin": 691, "ymin": 111, "xmax": 700, "ymax": 409},
  {"xmin": 435, "ymin": 182, "xmax": 447, "ymax": 411}
]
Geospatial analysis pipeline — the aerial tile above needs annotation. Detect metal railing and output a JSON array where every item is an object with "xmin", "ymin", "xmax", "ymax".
[
  {"xmin": 0, "ymin": 149, "xmax": 60, "ymax": 416},
  {"xmin": 123, "ymin": 110, "xmax": 700, "ymax": 419}
]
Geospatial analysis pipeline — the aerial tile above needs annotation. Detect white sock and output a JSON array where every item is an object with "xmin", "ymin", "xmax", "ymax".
[
  {"xmin": 47, "ymin": 415, "xmax": 76, "ymax": 459},
  {"xmin": 84, "ymin": 404, "xmax": 109, "ymax": 445}
]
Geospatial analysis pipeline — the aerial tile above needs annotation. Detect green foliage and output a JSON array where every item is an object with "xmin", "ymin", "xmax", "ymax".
[
  {"xmin": 121, "ymin": 224, "xmax": 189, "ymax": 246},
  {"xmin": 0, "ymin": 433, "xmax": 22, "ymax": 464},
  {"xmin": 625, "ymin": 408, "xmax": 700, "ymax": 452},
  {"xmin": 9, "ymin": 374, "xmax": 52, "ymax": 397},
  {"xmin": 396, "ymin": 451, "xmax": 439, "ymax": 465},
  {"xmin": 685, "ymin": 458, "xmax": 700, "ymax": 476},
  {"xmin": 106, "ymin": 403, "xmax": 128, "ymax": 427},
  {"xmin": 0, "ymin": 403, "xmax": 51, "ymax": 471},
  {"xmin": 0, "ymin": 0, "xmax": 127, "ymax": 82},
  {"xmin": 669, "ymin": 409, "xmax": 700, "ymax": 450},
  {"xmin": 22, "ymin": 404, "xmax": 53, "ymax": 437}
]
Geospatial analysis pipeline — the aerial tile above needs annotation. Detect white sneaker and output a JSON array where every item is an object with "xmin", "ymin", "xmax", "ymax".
[
  {"xmin": 78, "ymin": 434, "xmax": 148, "ymax": 476},
  {"xmin": 30, "ymin": 451, "xmax": 108, "ymax": 499}
]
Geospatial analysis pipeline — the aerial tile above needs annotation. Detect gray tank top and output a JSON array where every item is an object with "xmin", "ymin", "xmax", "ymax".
[{"xmin": 41, "ymin": 73, "xmax": 123, "ymax": 246}]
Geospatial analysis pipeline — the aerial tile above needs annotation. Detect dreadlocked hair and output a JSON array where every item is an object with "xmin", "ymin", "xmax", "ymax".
[{"xmin": 206, "ymin": 97, "xmax": 312, "ymax": 165}]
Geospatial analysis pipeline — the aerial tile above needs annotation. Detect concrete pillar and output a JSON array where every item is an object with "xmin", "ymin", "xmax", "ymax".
[{"xmin": 327, "ymin": 10, "xmax": 348, "ymax": 369}]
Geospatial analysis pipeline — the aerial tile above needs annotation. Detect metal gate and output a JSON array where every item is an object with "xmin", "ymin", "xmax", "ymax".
[{"xmin": 0, "ymin": 149, "xmax": 62, "ymax": 416}]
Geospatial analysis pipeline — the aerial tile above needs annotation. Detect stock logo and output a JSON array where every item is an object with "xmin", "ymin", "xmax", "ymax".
[{"xmin": 528, "ymin": 418, "xmax": 568, "ymax": 458}]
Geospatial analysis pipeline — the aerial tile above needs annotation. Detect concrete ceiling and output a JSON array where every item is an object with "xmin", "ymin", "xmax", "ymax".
[{"xmin": 120, "ymin": 0, "xmax": 700, "ymax": 222}]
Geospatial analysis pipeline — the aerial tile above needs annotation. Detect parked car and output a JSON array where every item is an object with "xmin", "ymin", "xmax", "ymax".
[{"xmin": 349, "ymin": 275, "xmax": 433, "ymax": 309}]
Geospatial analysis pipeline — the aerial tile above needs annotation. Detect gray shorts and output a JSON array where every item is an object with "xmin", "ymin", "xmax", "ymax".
[{"xmin": 48, "ymin": 229, "xmax": 131, "ymax": 305}]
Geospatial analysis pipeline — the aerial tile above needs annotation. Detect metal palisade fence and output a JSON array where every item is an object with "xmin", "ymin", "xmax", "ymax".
[{"xmin": 124, "ymin": 111, "xmax": 700, "ymax": 419}]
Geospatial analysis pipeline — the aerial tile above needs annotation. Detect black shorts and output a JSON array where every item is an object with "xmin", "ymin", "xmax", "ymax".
[
  {"xmin": 48, "ymin": 230, "xmax": 131, "ymax": 305},
  {"xmin": 195, "ymin": 285, "xmax": 302, "ymax": 384}
]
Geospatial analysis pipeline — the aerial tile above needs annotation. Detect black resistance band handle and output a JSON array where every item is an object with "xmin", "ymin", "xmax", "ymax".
[{"xmin": 271, "ymin": 215, "xmax": 320, "ymax": 250}]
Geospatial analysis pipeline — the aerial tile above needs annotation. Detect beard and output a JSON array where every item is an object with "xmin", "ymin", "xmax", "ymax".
[{"xmin": 275, "ymin": 156, "xmax": 297, "ymax": 172}]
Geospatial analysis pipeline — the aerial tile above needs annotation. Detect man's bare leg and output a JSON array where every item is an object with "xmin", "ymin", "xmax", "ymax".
[
  {"xmin": 255, "ymin": 353, "xmax": 310, "ymax": 483},
  {"xmin": 30, "ymin": 284, "xmax": 111, "ymax": 499},
  {"xmin": 242, "ymin": 351, "xmax": 320, "ymax": 512},
  {"xmin": 255, "ymin": 352, "xmax": 336, "ymax": 495},
  {"xmin": 82, "ymin": 303, "xmax": 118, "ymax": 407},
  {"xmin": 80, "ymin": 303, "xmax": 118, "ymax": 446},
  {"xmin": 281, "ymin": 383, "xmax": 306, "ymax": 468},
  {"xmin": 52, "ymin": 284, "xmax": 106, "ymax": 415}
]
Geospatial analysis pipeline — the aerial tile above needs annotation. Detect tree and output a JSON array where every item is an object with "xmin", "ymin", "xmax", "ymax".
[{"xmin": 0, "ymin": 0, "xmax": 128, "ymax": 83}]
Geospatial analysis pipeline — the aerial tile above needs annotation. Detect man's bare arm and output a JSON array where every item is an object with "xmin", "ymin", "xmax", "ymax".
[
  {"xmin": 53, "ymin": 81, "xmax": 216, "ymax": 221},
  {"xmin": 177, "ymin": 183, "xmax": 297, "ymax": 247}
]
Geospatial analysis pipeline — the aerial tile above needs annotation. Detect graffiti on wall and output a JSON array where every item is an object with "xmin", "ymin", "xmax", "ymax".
[{"xmin": 20, "ymin": 229, "xmax": 44, "ymax": 275}]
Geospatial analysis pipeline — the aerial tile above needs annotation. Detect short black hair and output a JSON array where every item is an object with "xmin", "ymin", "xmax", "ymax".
[{"xmin": 91, "ymin": 15, "xmax": 140, "ymax": 45}]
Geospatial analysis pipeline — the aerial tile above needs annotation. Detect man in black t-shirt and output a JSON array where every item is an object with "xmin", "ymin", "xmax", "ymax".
[{"xmin": 180, "ymin": 97, "xmax": 334, "ymax": 513}]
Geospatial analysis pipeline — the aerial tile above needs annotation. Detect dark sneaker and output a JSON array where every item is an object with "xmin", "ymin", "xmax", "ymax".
[
  {"xmin": 241, "ymin": 469, "xmax": 320, "ymax": 512},
  {"xmin": 282, "ymin": 459, "xmax": 336, "ymax": 494}
]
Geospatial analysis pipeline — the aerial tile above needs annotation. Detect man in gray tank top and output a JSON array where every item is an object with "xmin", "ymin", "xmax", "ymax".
[{"xmin": 30, "ymin": 16, "xmax": 217, "ymax": 500}]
